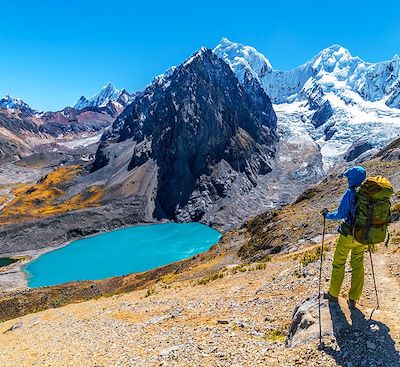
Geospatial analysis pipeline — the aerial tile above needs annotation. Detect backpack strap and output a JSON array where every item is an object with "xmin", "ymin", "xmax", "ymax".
[
  {"xmin": 384, "ymin": 229, "xmax": 391, "ymax": 247},
  {"xmin": 351, "ymin": 187, "xmax": 359, "ymax": 238},
  {"xmin": 365, "ymin": 200, "xmax": 373, "ymax": 242}
]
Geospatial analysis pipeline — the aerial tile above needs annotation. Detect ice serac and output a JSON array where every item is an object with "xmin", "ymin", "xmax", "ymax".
[
  {"xmin": 92, "ymin": 48, "xmax": 278, "ymax": 223},
  {"xmin": 213, "ymin": 38, "xmax": 273, "ymax": 85}
]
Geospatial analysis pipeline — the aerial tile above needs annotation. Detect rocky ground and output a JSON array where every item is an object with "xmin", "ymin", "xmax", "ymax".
[{"xmin": 0, "ymin": 232, "xmax": 399, "ymax": 367}]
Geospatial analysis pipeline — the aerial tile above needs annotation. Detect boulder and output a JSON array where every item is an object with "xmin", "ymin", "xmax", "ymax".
[{"xmin": 286, "ymin": 295, "xmax": 400, "ymax": 366}]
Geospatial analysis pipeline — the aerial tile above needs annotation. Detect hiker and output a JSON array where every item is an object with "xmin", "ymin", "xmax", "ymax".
[{"xmin": 322, "ymin": 166, "xmax": 367, "ymax": 308}]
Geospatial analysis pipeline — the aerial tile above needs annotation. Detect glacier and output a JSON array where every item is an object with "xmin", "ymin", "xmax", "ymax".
[{"xmin": 214, "ymin": 38, "xmax": 400, "ymax": 171}]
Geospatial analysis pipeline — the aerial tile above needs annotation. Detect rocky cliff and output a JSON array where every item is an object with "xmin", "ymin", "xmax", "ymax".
[{"xmin": 92, "ymin": 48, "xmax": 278, "ymax": 223}]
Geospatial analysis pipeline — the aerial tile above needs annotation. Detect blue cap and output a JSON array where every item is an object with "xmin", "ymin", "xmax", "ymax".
[{"xmin": 343, "ymin": 165, "xmax": 367, "ymax": 187}]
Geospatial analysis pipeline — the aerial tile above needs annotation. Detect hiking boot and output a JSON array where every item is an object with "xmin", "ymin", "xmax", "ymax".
[
  {"xmin": 324, "ymin": 292, "xmax": 339, "ymax": 303},
  {"xmin": 348, "ymin": 299, "xmax": 357, "ymax": 309}
]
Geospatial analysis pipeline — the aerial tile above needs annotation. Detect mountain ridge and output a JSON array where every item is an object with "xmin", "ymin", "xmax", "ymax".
[
  {"xmin": 214, "ymin": 38, "xmax": 400, "ymax": 170},
  {"xmin": 214, "ymin": 38, "xmax": 400, "ymax": 106},
  {"xmin": 0, "ymin": 84, "xmax": 132, "ymax": 164}
]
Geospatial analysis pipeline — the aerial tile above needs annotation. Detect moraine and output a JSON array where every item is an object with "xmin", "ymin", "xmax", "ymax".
[{"xmin": 25, "ymin": 223, "xmax": 221, "ymax": 288}]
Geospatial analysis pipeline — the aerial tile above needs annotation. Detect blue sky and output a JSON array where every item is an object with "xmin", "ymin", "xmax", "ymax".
[{"xmin": 1, "ymin": 0, "xmax": 399, "ymax": 111}]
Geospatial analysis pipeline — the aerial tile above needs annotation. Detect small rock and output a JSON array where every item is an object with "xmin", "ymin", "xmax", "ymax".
[
  {"xmin": 159, "ymin": 346, "xmax": 180, "ymax": 357},
  {"xmin": 250, "ymin": 330, "xmax": 265, "ymax": 338},
  {"xmin": 236, "ymin": 321, "xmax": 246, "ymax": 328},
  {"xmin": 217, "ymin": 320, "xmax": 229, "ymax": 325},
  {"xmin": 299, "ymin": 314, "xmax": 315, "ymax": 329},
  {"xmin": 4, "ymin": 322, "xmax": 23, "ymax": 333}
]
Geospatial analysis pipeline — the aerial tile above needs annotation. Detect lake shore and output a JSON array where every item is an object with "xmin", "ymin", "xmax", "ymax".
[
  {"xmin": 25, "ymin": 222, "xmax": 221, "ymax": 288},
  {"xmin": 0, "ymin": 219, "xmax": 222, "ymax": 293},
  {"xmin": 0, "ymin": 220, "xmax": 162, "ymax": 293},
  {"xmin": 0, "ymin": 228, "xmax": 240, "ymax": 322}
]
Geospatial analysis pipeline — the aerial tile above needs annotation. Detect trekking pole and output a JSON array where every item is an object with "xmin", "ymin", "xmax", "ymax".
[
  {"xmin": 318, "ymin": 216, "xmax": 326, "ymax": 350},
  {"xmin": 368, "ymin": 246, "xmax": 380, "ymax": 310}
]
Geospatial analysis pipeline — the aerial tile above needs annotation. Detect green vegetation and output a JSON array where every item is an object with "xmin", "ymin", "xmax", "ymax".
[
  {"xmin": 197, "ymin": 271, "xmax": 225, "ymax": 285},
  {"xmin": 390, "ymin": 236, "xmax": 400, "ymax": 245},
  {"xmin": 254, "ymin": 262, "xmax": 267, "ymax": 270},
  {"xmin": 299, "ymin": 246, "xmax": 325, "ymax": 267},
  {"xmin": 144, "ymin": 286, "xmax": 155, "ymax": 298},
  {"xmin": 392, "ymin": 202, "xmax": 400, "ymax": 216},
  {"xmin": 262, "ymin": 255, "xmax": 273, "ymax": 262},
  {"xmin": 198, "ymin": 259, "xmax": 272, "ymax": 285},
  {"xmin": 159, "ymin": 272, "xmax": 177, "ymax": 285},
  {"xmin": 264, "ymin": 329, "xmax": 287, "ymax": 343}
]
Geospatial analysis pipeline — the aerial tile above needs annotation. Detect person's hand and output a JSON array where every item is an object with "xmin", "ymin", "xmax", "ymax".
[{"xmin": 321, "ymin": 208, "xmax": 329, "ymax": 218}]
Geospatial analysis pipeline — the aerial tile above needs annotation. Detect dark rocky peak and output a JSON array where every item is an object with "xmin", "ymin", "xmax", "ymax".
[
  {"xmin": 311, "ymin": 100, "xmax": 334, "ymax": 128},
  {"xmin": 108, "ymin": 48, "xmax": 276, "ymax": 143},
  {"xmin": 92, "ymin": 47, "xmax": 278, "ymax": 220},
  {"xmin": 376, "ymin": 137, "xmax": 400, "ymax": 161},
  {"xmin": 0, "ymin": 109, "xmax": 39, "ymax": 134}
]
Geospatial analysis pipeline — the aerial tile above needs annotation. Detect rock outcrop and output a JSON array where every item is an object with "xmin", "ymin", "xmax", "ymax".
[{"xmin": 287, "ymin": 295, "xmax": 400, "ymax": 367}]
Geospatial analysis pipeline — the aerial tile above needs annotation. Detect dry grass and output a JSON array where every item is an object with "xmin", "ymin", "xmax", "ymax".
[
  {"xmin": 197, "ymin": 271, "xmax": 225, "ymax": 285},
  {"xmin": 392, "ymin": 202, "xmax": 400, "ymax": 216},
  {"xmin": 0, "ymin": 165, "xmax": 104, "ymax": 223},
  {"xmin": 298, "ymin": 246, "xmax": 326, "ymax": 267},
  {"xmin": 158, "ymin": 272, "xmax": 178, "ymax": 285},
  {"xmin": 144, "ymin": 287, "xmax": 156, "ymax": 298},
  {"xmin": 0, "ymin": 196, "xmax": 9, "ymax": 207}
]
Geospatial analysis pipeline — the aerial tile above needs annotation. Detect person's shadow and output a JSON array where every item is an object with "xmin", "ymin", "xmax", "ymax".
[{"xmin": 324, "ymin": 302, "xmax": 400, "ymax": 367}]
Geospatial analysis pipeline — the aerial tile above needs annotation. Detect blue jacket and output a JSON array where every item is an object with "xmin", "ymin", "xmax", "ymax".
[
  {"xmin": 326, "ymin": 166, "xmax": 366, "ymax": 225},
  {"xmin": 326, "ymin": 187, "xmax": 357, "ymax": 224}
]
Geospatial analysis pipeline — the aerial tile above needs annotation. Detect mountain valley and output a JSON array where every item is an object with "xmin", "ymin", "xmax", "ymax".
[{"xmin": 0, "ymin": 39, "xmax": 400, "ymax": 366}]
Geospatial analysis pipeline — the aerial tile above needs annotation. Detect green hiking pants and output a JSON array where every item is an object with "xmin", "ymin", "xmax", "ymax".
[{"xmin": 328, "ymin": 234, "xmax": 367, "ymax": 301}]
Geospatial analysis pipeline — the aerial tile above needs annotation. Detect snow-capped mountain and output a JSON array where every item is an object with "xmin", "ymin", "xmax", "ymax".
[
  {"xmin": 215, "ymin": 38, "xmax": 400, "ymax": 107},
  {"xmin": 213, "ymin": 38, "xmax": 272, "ymax": 85},
  {"xmin": 0, "ymin": 85, "xmax": 132, "ymax": 164},
  {"xmin": 74, "ymin": 83, "xmax": 131, "ymax": 110},
  {"xmin": 214, "ymin": 38, "xmax": 400, "ymax": 170},
  {"xmin": 0, "ymin": 95, "xmax": 38, "ymax": 115}
]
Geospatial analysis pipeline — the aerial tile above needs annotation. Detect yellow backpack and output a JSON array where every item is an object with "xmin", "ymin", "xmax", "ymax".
[{"xmin": 353, "ymin": 176, "xmax": 393, "ymax": 245}]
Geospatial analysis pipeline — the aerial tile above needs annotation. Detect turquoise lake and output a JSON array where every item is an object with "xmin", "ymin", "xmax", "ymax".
[{"xmin": 25, "ymin": 223, "xmax": 221, "ymax": 288}]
